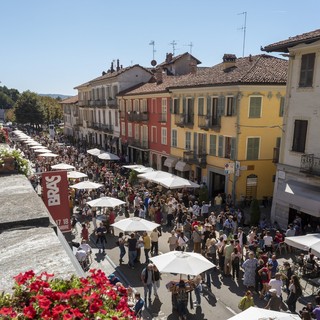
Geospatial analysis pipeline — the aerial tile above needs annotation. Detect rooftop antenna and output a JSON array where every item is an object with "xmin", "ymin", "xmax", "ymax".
[
  {"xmin": 170, "ymin": 40, "xmax": 177, "ymax": 55},
  {"xmin": 238, "ymin": 11, "xmax": 247, "ymax": 57},
  {"xmin": 184, "ymin": 42, "xmax": 193, "ymax": 54},
  {"xmin": 149, "ymin": 40, "xmax": 156, "ymax": 60}
]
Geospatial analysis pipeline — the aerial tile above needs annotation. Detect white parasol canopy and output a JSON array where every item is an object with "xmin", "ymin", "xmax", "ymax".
[
  {"xmin": 38, "ymin": 152, "xmax": 59, "ymax": 157},
  {"xmin": 111, "ymin": 217, "xmax": 160, "ymax": 232},
  {"xmin": 285, "ymin": 233, "xmax": 320, "ymax": 257},
  {"xmin": 87, "ymin": 196, "xmax": 126, "ymax": 208},
  {"xmin": 67, "ymin": 171, "xmax": 88, "ymax": 179},
  {"xmin": 30, "ymin": 145, "xmax": 45, "ymax": 149},
  {"xmin": 33, "ymin": 148, "xmax": 51, "ymax": 153},
  {"xmin": 51, "ymin": 163, "xmax": 75, "ymax": 170},
  {"xmin": 70, "ymin": 181, "xmax": 103, "ymax": 189},
  {"xmin": 123, "ymin": 165, "xmax": 154, "ymax": 173},
  {"xmin": 138, "ymin": 170, "xmax": 173, "ymax": 181},
  {"xmin": 155, "ymin": 176, "xmax": 200, "ymax": 189},
  {"xmin": 87, "ymin": 148, "xmax": 103, "ymax": 156},
  {"xmin": 149, "ymin": 251, "xmax": 215, "ymax": 276},
  {"xmin": 98, "ymin": 152, "xmax": 120, "ymax": 161},
  {"xmin": 227, "ymin": 306, "xmax": 300, "ymax": 320}
]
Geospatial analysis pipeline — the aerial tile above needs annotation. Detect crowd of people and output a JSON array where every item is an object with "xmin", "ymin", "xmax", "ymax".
[{"xmin": 9, "ymin": 129, "xmax": 320, "ymax": 320}]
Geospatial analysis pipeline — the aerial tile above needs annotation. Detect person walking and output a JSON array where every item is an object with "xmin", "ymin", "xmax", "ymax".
[
  {"xmin": 117, "ymin": 232, "xmax": 126, "ymax": 265},
  {"xmin": 264, "ymin": 288, "xmax": 281, "ymax": 311},
  {"xmin": 231, "ymin": 247, "xmax": 242, "ymax": 280},
  {"xmin": 192, "ymin": 274, "xmax": 202, "ymax": 307},
  {"xmin": 191, "ymin": 225, "xmax": 202, "ymax": 254},
  {"xmin": 142, "ymin": 231, "xmax": 151, "ymax": 264},
  {"xmin": 286, "ymin": 274, "xmax": 303, "ymax": 313},
  {"xmin": 141, "ymin": 263, "xmax": 155, "ymax": 305},
  {"xmin": 168, "ymin": 230, "xmax": 178, "ymax": 251},
  {"xmin": 150, "ymin": 228, "xmax": 160, "ymax": 256},
  {"xmin": 242, "ymin": 251, "xmax": 258, "ymax": 289},
  {"xmin": 127, "ymin": 232, "xmax": 138, "ymax": 269},
  {"xmin": 95, "ymin": 222, "xmax": 107, "ymax": 254}
]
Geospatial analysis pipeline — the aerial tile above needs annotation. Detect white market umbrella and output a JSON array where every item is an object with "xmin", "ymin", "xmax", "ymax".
[
  {"xmin": 123, "ymin": 165, "xmax": 154, "ymax": 173},
  {"xmin": 285, "ymin": 233, "xmax": 320, "ymax": 257},
  {"xmin": 87, "ymin": 196, "xmax": 125, "ymax": 208},
  {"xmin": 149, "ymin": 251, "xmax": 215, "ymax": 277},
  {"xmin": 51, "ymin": 163, "xmax": 75, "ymax": 170},
  {"xmin": 155, "ymin": 176, "xmax": 200, "ymax": 189},
  {"xmin": 138, "ymin": 170, "xmax": 173, "ymax": 181},
  {"xmin": 34, "ymin": 148, "xmax": 51, "ymax": 153},
  {"xmin": 87, "ymin": 148, "xmax": 103, "ymax": 156},
  {"xmin": 67, "ymin": 171, "xmax": 88, "ymax": 179},
  {"xmin": 26, "ymin": 142, "xmax": 41, "ymax": 146},
  {"xmin": 227, "ymin": 306, "xmax": 300, "ymax": 320},
  {"xmin": 38, "ymin": 152, "xmax": 59, "ymax": 157},
  {"xmin": 70, "ymin": 181, "xmax": 103, "ymax": 190},
  {"xmin": 111, "ymin": 217, "xmax": 160, "ymax": 232},
  {"xmin": 98, "ymin": 152, "xmax": 120, "ymax": 161},
  {"xmin": 30, "ymin": 145, "xmax": 45, "ymax": 149}
]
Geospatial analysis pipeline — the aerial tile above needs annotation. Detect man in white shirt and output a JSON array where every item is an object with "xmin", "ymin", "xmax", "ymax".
[
  {"xmin": 268, "ymin": 273, "xmax": 283, "ymax": 299},
  {"xmin": 263, "ymin": 231, "xmax": 273, "ymax": 254}
]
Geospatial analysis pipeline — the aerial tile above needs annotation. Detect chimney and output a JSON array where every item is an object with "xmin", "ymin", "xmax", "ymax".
[
  {"xmin": 155, "ymin": 68, "xmax": 163, "ymax": 84},
  {"xmin": 190, "ymin": 61, "xmax": 197, "ymax": 75},
  {"xmin": 222, "ymin": 54, "xmax": 237, "ymax": 70},
  {"xmin": 166, "ymin": 53, "xmax": 173, "ymax": 63},
  {"xmin": 110, "ymin": 61, "xmax": 115, "ymax": 73},
  {"xmin": 116, "ymin": 59, "xmax": 120, "ymax": 71},
  {"xmin": 249, "ymin": 54, "xmax": 252, "ymax": 62}
]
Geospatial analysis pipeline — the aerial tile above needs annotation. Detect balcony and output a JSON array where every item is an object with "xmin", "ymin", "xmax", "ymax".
[
  {"xmin": 198, "ymin": 115, "xmax": 221, "ymax": 132},
  {"xmin": 158, "ymin": 113, "xmax": 167, "ymax": 123},
  {"xmin": 119, "ymin": 111, "xmax": 125, "ymax": 119},
  {"xmin": 174, "ymin": 113, "xmax": 194, "ymax": 127},
  {"xmin": 273, "ymin": 147, "xmax": 280, "ymax": 163},
  {"xmin": 106, "ymin": 98, "xmax": 117, "ymax": 108},
  {"xmin": 183, "ymin": 150, "xmax": 207, "ymax": 167},
  {"xmin": 128, "ymin": 111, "xmax": 149, "ymax": 122},
  {"xmin": 300, "ymin": 154, "xmax": 320, "ymax": 176},
  {"xmin": 78, "ymin": 100, "xmax": 90, "ymax": 107},
  {"xmin": 128, "ymin": 138, "xmax": 149, "ymax": 149}
]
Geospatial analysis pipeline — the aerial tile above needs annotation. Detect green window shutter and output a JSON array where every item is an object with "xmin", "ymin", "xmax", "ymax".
[
  {"xmin": 217, "ymin": 96, "xmax": 225, "ymax": 117},
  {"xmin": 169, "ymin": 98, "xmax": 173, "ymax": 114},
  {"xmin": 209, "ymin": 135, "xmax": 217, "ymax": 155},
  {"xmin": 279, "ymin": 97, "xmax": 285, "ymax": 117},
  {"xmin": 182, "ymin": 98, "xmax": 186, "ymax": 114},
  {"xmin": 202, "ymin": 134, "xmax": 207, "ymax": 154},
  {"xmin": 249, "ymin": 97, "xmax": 262, "ymax": 118},
  {"xmin": 198, "ymin": 97, "xmax": 204, "ymax": 115},
  {"xmin": 207, "ymin": 96, "xmax": 212, "ymax": 116},
  {"xmin": 230, "ymin": 137, "xmax": 236, "ymax": 160},
  {"xmin": 232, "ymin": 96, "xmax": 237, "ymax": 116},
  {"xmin": 218, "ymin": 135, "xmax": 224, "ymax": 157},
  {"xmin": 193, "ymin": 132, "xmax": 198, "ymax": 154},
  {"xmin": 247, "ymin": 137, "xmax": 260, "ymax": 160}
]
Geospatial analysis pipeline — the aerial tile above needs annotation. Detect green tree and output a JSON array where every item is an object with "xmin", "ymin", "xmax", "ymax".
[
  {"xmin": 39, "ymin": 96, "xmax": 62, "ymax": 125},
  {"xmin": 249, "ymin": 198, "xmax": 261, "ymax": 226},
  {"xmin": 14, "ymin": 91, "xmax": 45, "ymax": 127},
  {"xmin": 0, "ymin": 92, "xmax": 14, "ymax": 109}
]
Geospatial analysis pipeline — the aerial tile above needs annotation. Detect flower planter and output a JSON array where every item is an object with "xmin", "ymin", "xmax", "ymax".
[{"xmin": 0, "ymin": 156, "xmax": 17, "ymax": 174}]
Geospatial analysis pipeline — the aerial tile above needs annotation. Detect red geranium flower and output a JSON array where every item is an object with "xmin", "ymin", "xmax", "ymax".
[{"xmin": 23, "ymin": 305, "xmax": 36, "ymax": 319}]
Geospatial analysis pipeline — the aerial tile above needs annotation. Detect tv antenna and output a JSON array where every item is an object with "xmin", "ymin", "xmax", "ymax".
[
  {"xmin": 238, "ymin": 11, "xmax": 247, "ymax": 57},
  {"xmin": 149, "ymin": 40, "xmax": 156, "ymax": 60},
  {"xmin": 170, "ymin": 40, "xmax": 177, "ymax": 55},
  {"xmin": 184, "ymin": 42, "xmax": 193, "ymax": 54}
]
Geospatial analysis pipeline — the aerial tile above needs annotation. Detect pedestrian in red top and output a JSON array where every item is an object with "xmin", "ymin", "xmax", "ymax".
[{"xmin": 81, "ymin": 223, "xmax": 89, "ymax": 241}]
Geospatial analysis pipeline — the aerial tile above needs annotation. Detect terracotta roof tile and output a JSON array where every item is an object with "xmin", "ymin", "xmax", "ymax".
[
  {"xmin": 121, "ymin": 54, "xmax": 287, "ymax": 95},
  {"xmin": 60, "ymin": 95, "xmax": 78, "ymax": 104},
  {"xmin": 262, "ymin": 29, "xmax": 320, "ymax": 53},
  {"xmin": 157, "ymin": 52, "xmax": 201, "ymax": 67}
]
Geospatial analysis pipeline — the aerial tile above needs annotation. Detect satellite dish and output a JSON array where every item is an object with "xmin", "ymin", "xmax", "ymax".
[{"xmin": 151, "ymin": 60, "xmax": 157, "ymax": 66}]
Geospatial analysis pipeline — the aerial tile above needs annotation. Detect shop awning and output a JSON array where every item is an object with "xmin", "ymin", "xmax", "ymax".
[
  {"xmin": 278, "ymin": 180, "xmax": 320, "ymax": 217},
  {"xmin": 175, "ymin": 161, "xmax": 191, "ymax": 172},
  {"xmin": 163, "ymin": 157, "xmax": 179, "ymax": 168}
]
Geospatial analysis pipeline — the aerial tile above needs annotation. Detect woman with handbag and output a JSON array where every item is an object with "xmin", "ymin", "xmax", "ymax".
[{"xmin": 286, "ymin": 274, "xmax": 303, "ymax": 313}]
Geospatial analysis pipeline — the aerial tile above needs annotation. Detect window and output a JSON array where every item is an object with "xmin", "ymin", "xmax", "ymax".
[
  {"xmin": 226, "ymin": 97, "xmax": 233, "ymax": 116},
  {"xmin": 161, "ymin": 98, "xmax": 167, "ymax": 122},
  {"xmin": 198, "ymin": 97, "xmax": 204, "ymax": 115},
  {"xmin": 151, "ymin": 126, "xmax": 157, "ymax": 143},
  {"xmin": 141, "ymin": 99, "xmax": 147, "ymax": 113},
  {"xmin": 292, "ymin": 120, "xmax": 308, "ymax": 153},
  {"xmin": 172, "ymin": 129, "xmax": 177, "ymax": 147},
  {"xmin": 209, "ymin": 135, "xmax": 217, "ymax": 155},
  {"xmin": 161, "ymin": 127, "xmax": 167, "ymax": 145},
  {"xmin": 127, "ymin": 100, "xmax": 132, "ymax": 112},
  {"xmin": 151, "ymin": 98, "xmax": 156, "ymax": 113},
  {"xmin": 115, "ymin": 110, "xmax": 118, "ymax": 127},
  {"xmin": 120, "ymin": 99, "xmax": 125, "ymax": 112},
  {"xmin": 249, "ymin": 96, "xmax": 262, "ymax": 118},
  {"xmin": 299, "ymin": 53, "xmax": 315, "ymax": 87},
  {"xmin": 279, "ymin": 97, "xmax": 285, "ymax": 117},
  {"xmin": 172, "ymin": 98, "xmax": 179, "ymax": 114},
  {"xmin": 134, "ymin": 99, "xmax": 139, "ymax": 112},
  {"xmin": 134, "ymin": 124, "xmax": 139, "ymax": 140},
  {"xmin": 128, "ymin": 123, "xmax": 132, "ymax": 137},
  {"xmin": 224, "ymin": 137, "xmax": 232, "ymax": 158},
  {"xmin": 185, "ymin": 132, "xmax": 191, "ymax": 150},
  {"xmin": 246, "ymin": 137, "xmax": 260, "ymax": 160},
  {"xmin": 121, "ymin": 122, "xmax": 126, "ymax": 136}
]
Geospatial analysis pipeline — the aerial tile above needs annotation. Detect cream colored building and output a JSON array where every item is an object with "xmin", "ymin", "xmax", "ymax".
[{"xmin": 263, "ymin": 30, "xmax": 320, "ymax": 228}]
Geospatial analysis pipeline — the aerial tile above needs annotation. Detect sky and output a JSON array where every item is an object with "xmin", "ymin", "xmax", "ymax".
[{"xmin": 1, "ymin": 0, "xmax": 320, "ymax": 96}]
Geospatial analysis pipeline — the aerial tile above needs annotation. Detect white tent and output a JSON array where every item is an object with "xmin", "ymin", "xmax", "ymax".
[
  {"xmin": 285, "ymin": 233, "xmax": 320, "ymax": 257},
  {"xmin": 227, "ymin": 307, "xmax": 300, "ymax": 320}
]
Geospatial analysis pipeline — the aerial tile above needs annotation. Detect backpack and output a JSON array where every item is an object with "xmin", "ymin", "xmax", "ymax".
[
  {"xmin": 260, "ymin": 271, "xmax": 268, "ymax": 281},
  {"xmin": 233, "ymin": 256, "xmax": 240, "ymax": 265},
  {"xmin": 177, "ymin": 289, "xmax": 188, "ymax": 302}
]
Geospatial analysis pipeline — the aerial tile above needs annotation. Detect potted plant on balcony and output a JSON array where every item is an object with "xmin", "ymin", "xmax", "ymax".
[{"xmin": 0, "ymin": 148, "xmax": 31, "ymax": 176}]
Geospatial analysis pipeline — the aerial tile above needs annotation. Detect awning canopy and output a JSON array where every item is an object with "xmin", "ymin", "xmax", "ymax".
[
  {"xmin": 163, "ymin": 157, "xmax": 178, "ymax": 168},
  {"xmin": 175, "ymin": 161, "xmax": 191, "ymax": 172},
  {"xmin": 278, "ymin": 180, "xmax": 320, "ymax": 217}
]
